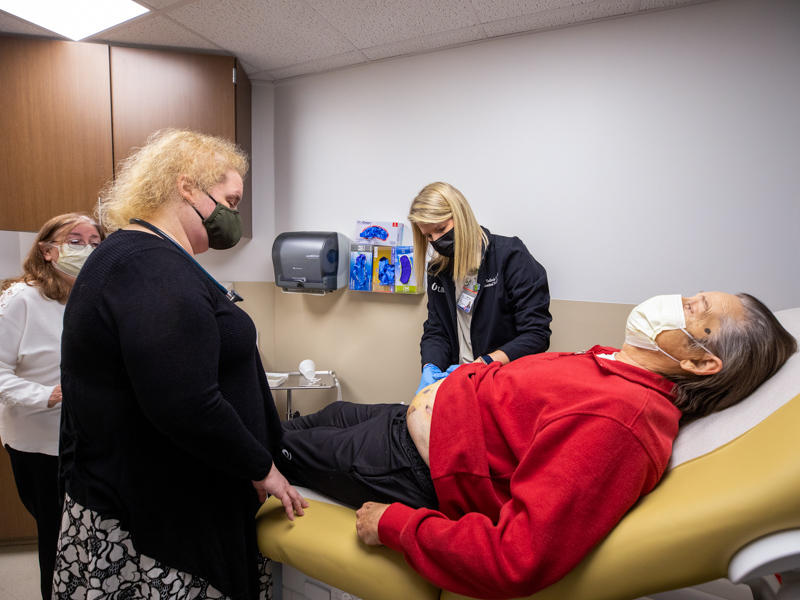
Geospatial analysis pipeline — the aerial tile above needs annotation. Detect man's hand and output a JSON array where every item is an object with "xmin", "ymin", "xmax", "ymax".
[
  {"xmin": 356, "ymin": 501, "xmax": 389, "ymax": 546},
  {"xmin": 252, "ymin": 463, "xmax": 309, "ymax": 521}
]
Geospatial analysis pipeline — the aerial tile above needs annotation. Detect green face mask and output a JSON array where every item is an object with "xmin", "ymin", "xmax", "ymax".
[{"xmin": 193, "ymin": 193, "xmax": 243, "ymax": 250}]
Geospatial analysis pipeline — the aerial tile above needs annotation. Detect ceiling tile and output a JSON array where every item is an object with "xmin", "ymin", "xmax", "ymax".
[
  {"xmin": 265, "ymin": 50, "xmax": 367, "ymax": 80},
  {"xmin": 361, "ymin": 26, "xmax": 486, "ymax": 61},
  {"xmin": 136, "ymin": 0, "xmax": 189, "ymax": 9},
  {"xmin": 0, "ymin": 9, "xmax": 67, "ymax": 37},
  {"xmin": 167, "ymin": 0, "xmax": 355, "ymax": 71},
  {"xmin": 305, "ymin": 0, "xmax": 478, "ymax": 48},
  {"xmin": 641, "ymin": 0, "xmax": 702, "ymax": 9},
  {"xmin": 471, "ymin": 0, "xmax": 580, "ymax": 23},
  {"xmin": 0, "ymin": 0, "xmax": 718, "ymax": 84},
  {"xmin": 89, "ymin": 14, "xmax": 220, "ymax": 50},
  {"xmin": 236, "ymin": 58, "xmax": 262, "ymax": 75},
  {"xmin": 483, "ymin": 0, "xmax": 633, "ymax": 37}
]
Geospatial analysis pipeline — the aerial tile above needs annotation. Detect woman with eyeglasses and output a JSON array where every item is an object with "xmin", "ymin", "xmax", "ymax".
[
  {"xmin": 408, "ymin": 182, "xmax": 553, "ymax": 394},
  {"xmin": 0, "ymin": 212, "xmax": 103, "ymax": 600},
  {"xmin": 54, "ymin": 129, "xmax": 307, "ymax": 600}
]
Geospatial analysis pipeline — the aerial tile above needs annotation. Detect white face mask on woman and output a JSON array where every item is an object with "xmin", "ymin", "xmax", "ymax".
[
  {"xmin": 625, "ymin": 294, "xmax": 712, "ymax": 362},
  {"xmin": 51, "ymin": 244, "xmax": 94, "ymax": 278}
]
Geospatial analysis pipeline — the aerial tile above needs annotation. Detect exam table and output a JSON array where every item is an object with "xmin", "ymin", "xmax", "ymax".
[{"xmin": 256, "ymin": 307, "xmax": 800, "ymax": 600}]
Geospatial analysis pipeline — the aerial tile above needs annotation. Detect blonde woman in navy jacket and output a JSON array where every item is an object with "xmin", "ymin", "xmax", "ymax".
[{"xmin": 408, "ymin": 182, "xmax": 552, "ymax": 393}]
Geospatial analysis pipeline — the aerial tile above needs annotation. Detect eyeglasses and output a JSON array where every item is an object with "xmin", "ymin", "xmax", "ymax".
[{"xmin": 61, "ymin": 239, "xmax": 101, "ymax": 250}]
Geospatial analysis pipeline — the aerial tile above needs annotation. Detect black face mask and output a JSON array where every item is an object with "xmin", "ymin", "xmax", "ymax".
[{"xmin": 430, "ymin": 228, "xmax": 455, "ymax": 258}]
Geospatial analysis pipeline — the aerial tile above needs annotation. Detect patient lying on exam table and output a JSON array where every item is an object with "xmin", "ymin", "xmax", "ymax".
[{"xmin": 274, "ymin": 292, "xmax": 796, "ymax": 600}]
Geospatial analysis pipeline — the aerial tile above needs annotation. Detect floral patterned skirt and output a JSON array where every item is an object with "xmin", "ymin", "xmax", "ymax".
[{"xmin": 53, "ymin": 493, "xmax": 274, "ymax": 600}]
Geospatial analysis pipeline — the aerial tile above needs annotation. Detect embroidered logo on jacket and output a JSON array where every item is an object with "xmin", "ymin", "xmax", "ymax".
[{"xmin": 484, "ymin": 274, "xmax": 499, "ymax": 288}]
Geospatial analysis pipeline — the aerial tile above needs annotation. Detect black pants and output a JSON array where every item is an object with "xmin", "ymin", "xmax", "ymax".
[
  {"xmin": 5, "ymin": 445, "xmax": 61, "ymax": 600},
  {"xmin": 275, "ymin": 402, "xmax": 438, "ymax": 510}
]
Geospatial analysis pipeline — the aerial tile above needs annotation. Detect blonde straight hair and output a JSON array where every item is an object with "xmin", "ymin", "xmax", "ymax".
[{"xmin": 408, "ymin": 182, "xmax": 487, "ymax": 289}]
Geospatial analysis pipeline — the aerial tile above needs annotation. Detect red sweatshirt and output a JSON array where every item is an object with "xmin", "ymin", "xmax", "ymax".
[{"xmin": 379, "ymin": 346, "xmax": 681, "ymax": 599}]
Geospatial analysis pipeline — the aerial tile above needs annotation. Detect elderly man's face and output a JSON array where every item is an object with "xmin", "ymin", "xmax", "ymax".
[{"xmin": 656, "ymin": 292, "xmax": 744, "ymax": 359}]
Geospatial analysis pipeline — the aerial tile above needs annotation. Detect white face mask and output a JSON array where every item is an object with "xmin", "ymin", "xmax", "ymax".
[
  {"xmin": 625, "ymin": 294, "xmax": 712, "ymax": 362},
  {"xmin": 51, "ymin": 244, "xmax": 93, "ymax": 278}
]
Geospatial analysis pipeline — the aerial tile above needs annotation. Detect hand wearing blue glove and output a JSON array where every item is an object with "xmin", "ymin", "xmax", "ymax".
[
  {"xmin": 415, "ymin": 363, "xmax": 461, "ymax": 395},
  {"xmin": 416, "ymin": 364, "xmax": 442, "ymax": 395}
]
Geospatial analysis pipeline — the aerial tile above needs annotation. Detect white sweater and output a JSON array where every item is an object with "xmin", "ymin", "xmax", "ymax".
[{"xmin": 0, "ymin": 282, "xmax": 64, "ymax": 455}]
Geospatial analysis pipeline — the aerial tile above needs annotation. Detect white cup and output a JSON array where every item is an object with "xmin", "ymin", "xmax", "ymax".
[{"xmin": 299, "ymin": 359, "xmax": 316, "ymax": 381}]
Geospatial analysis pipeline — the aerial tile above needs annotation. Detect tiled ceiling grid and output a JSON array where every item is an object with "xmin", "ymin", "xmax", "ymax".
[{"xmin": 0, "ymin": 0, "xmax": 715, "ymax": 82}]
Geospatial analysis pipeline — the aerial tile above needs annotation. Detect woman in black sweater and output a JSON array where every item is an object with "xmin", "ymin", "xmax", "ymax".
[{"xmin": 56, "ymin": 129, "xmax": 307, "ymax": 600}]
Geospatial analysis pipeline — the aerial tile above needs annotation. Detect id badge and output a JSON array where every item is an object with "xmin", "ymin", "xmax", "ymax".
[{"xmin": 457, "ymin": 278, "xmax": 480, "ymax": 314}]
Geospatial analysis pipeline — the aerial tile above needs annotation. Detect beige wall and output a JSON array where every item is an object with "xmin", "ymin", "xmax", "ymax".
[
  {"xmin": 548, "ymin": 299, "xmax": 632, "ymax": 353},
  {"xmin": 237, "ymin": 282, "xmax": 635, "ymax": 419},
  {"xmin": 236, "ymin": 281, "xmax": 277, "ymax": 370}
]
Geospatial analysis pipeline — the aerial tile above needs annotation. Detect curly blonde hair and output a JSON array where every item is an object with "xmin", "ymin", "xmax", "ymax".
[
  {"xmin": 2, "ymin": 212, "xmax": 105, "ymax": 303},
  {"xmin": 408, "ymin": 182, "xmax": 487, "ymax": 288},
  {"xmin": 99, "ymin": 129, "xmax": 249, "ymax": 231}
]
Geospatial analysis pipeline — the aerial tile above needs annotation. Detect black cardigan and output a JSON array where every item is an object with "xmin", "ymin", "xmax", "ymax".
[
  {"xmin": 421, "ymin": 228, "xmax": 552, "ymax": 370},
  {"xmin": 60, "ymin": 230, "xmax": 281, "ymax": 599}
]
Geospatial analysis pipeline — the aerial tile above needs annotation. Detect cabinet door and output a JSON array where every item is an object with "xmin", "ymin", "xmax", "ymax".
[
  {"xmin": 0, "ymin": 37, "xmax": 113, "ymax": 232},
  {"xmin": 235, "ymin": 59, "xmax": 253, "ymax": 239},
  {"xmin": 0, "ymin": 444, "xmax": 37, "ymax": 543},
  {"xmin": 110, "ymin": 47, "xmax": 251, "ymax": 237},
  {"xmin": 110, "ymin": 47, "xmax": 236, "ymax": 163}
]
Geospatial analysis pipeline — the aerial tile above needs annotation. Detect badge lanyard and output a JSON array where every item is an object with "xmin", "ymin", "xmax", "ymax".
[{"xmin": 129, "ymin": 219, "xmax": 244, "ymax": 303}]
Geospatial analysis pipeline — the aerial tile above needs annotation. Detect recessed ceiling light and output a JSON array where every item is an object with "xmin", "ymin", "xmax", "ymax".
[{"xmin": 0, "ymin": 0, "xmax": 149, "ymax": 41}]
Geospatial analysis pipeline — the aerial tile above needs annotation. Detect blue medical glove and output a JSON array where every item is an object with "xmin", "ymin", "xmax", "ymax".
[
  {"xmin": 443, "ymin": 364, "xmax": 459, "ymax": 376},
  {"xmin": 416, "ymin": 364, "xmax": 442, "ymax": 395}
]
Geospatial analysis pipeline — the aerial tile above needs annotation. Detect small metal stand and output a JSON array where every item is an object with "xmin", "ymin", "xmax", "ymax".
[{"xmin": 269, "ymin": 370, "xmax": 340, "ymax": 420}]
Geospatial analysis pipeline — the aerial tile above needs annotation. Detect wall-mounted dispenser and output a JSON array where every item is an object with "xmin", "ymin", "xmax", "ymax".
[{"xmin": 272, "ymin": 231, "xmax": 350, "ymax": 295}]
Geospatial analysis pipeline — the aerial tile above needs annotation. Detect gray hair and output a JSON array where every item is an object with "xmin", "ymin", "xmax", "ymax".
[{"xmin": 667, "ymin": 294, "xmax": 796, "ymax": 422}]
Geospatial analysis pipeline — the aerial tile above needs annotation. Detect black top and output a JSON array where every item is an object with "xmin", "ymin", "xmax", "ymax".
[
  {"xmin": 60, "ymin": 229, "xmax": 281, "ymax": 599},
  {"xmin": 421, "ymin": 228, "xmax": 552, "ymax": 370}
]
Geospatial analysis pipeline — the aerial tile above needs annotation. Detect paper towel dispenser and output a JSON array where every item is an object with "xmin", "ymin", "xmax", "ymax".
[{"xmin": 272, "ymin": 231, "xmax": 350, "ymax": 295}]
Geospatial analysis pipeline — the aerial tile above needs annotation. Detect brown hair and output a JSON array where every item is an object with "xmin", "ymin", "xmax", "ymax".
[
  {"xmin": 2, "ymin": 213, "xmax": 105, "ymax": 303},
  {"xmin": 668, "ymin": 293, "xmax": 797, "ymax": 422}
]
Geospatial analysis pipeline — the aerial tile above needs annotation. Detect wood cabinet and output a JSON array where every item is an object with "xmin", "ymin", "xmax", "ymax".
[
  {"xmin": 0, "ymin": 443, "xmax": 37, "ymax": 544},
  {"xmin": 0, "ymin": 37, "xmax": 252, "ymax": 237},
  {"xmin": 0, "ymin": 36, "xmax": 113, "ymax": 232},
  {"xmin": 110, "ymin": 48, "xmax": 236, "ymax": 162},
  {"xmin": 110, "ymin": 47, "xmax": 252, "ymax": 237},
  {"xmin": 235, "ymin": 59, "xmax": 253, "ymax": 238}
]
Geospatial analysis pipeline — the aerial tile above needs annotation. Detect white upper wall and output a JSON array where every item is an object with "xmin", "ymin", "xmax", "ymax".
[
  {"xmin": 0, "ymin": 232, "xmax": 36, "ymax": 281},
  {"xmin": 265, "ymin": 0, "xmax": 800, "ymax": 309},
  {"xmin": 0, "ymin": 232, "xmax": 21, "ymax": 277},
  {"xmin": 4, "ymin": 0, "xmax": 798, "ymax": 311}
]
